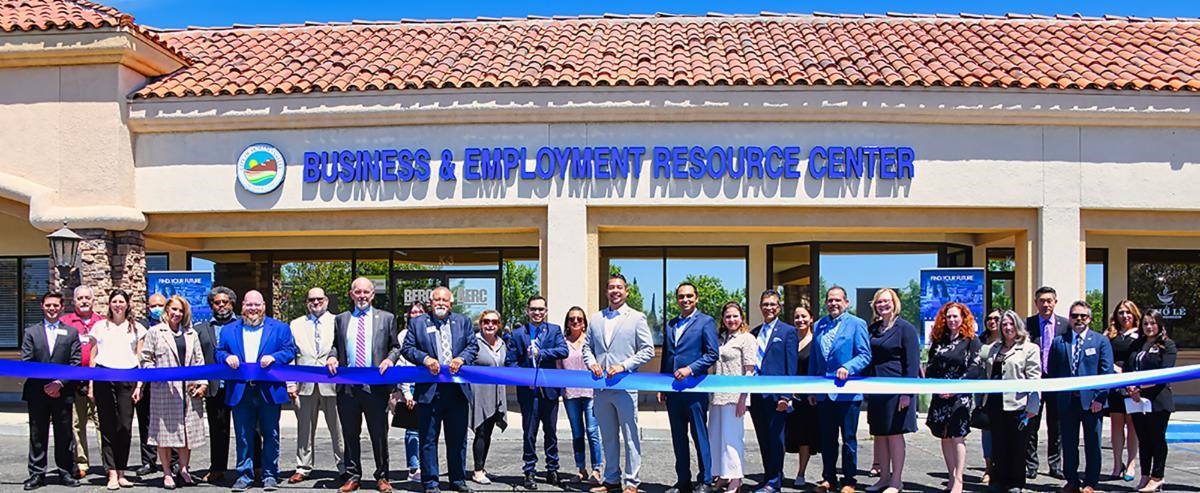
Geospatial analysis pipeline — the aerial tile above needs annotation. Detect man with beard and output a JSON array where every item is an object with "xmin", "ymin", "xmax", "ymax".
[
  {"xmin": 60, "ymin": 284, "xmax": 104, "ymax": 479},
  {"xmin": 195, "ymin": 286, "xmax": 260, "ymax": 484},
  {"xmin": 505, "ymin": 295, "xmax": 569, "ymax": 489},
  {"xmin": 286, "ymin": 287, "xmax": 345, "ymax": 483},
  {"xmin": 327, "ymin": 277, "xmax": 403, "ymax": 493},
  {"xmin": 216, "ymin": 290, "xmax": 297, "ymax": 492},
  {"xmin": 401, "ymin": 286, "xmax": 479, "ymax": 493}
]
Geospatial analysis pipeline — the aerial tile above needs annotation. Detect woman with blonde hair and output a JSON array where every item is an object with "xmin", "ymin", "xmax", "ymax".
[
  {"xmin": 982, "ymin": 310, "xmax": 1041, "ymax": 493},
  {"xmin": 925, "ymin": 302, "xmax": 983, "ymax": 493},
  {"xmin": 709, "ymin": 301, "xmax": 758, "ymax": 493},
  {"xmin": 139, "ymin": 295, "xmax": 207, "ymax": 489},
  {"xmin": 864, "ymin": 289, "xmax": 920, "ymax": 493},
  {"xmin": 1105, "ymin": 300, "xmax": 1142, "ymax": 481}
]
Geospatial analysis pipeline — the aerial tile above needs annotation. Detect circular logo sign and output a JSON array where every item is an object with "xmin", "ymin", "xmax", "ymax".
[{"xmin": 236, "ymin": 143, "xmax": 286, "ymax": 194}]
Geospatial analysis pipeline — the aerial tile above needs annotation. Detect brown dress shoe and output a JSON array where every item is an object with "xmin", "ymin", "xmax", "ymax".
[
  {"xmin": 1080, "ymin": 487, "xmax": 1094, "ymax": 493},
  {"xmin": 590, "ymin": 483, "xmax": 620, "ymax": 493},
  {"xmin": 340, "ymin": 479, "xmax": 361, "ymax": 492},
  {"xmin": 377, "ymin": 478, "xmax": 394, "ymax": 493},
  {"xmin": 622, "ymin": 487, "xmax": 638, "ymax": 493},
  {"xmin": 839, "ymin": 485, "xmax": 856, "ymax": 493},
  {"xmin": 289, "ymin": 472, "xmax": 308, "ymax": 484}
]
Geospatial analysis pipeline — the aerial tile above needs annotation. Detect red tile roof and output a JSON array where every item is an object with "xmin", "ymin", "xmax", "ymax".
[
  {"xmin": 1, "ymin": 0, "xmax": 131, "ymax": 32},
  {"xmin": 122, "ymin": 13, "xmax": 1200, "ymax": 98}
]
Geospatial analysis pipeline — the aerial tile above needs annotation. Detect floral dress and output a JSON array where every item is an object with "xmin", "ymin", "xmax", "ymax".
[{"xmin": 925, "ymin": 334, "xmax": 983, "ymax": 439}]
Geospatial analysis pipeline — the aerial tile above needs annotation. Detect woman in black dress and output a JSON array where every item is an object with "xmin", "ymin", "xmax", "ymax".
[
  {"xmin": 1106, "ymin": 299, "xmax": 1142, "ymax": 481},
  {"xmin": 864, "ymin": 288, "xmax": 919, "ymax": 493},
  {"xmin": 925, "ymin": 302, "xmax": 983, "ymax": 493},
  {"xmin": 1125, "ymin": 310, "xmax": 1176, "ymax": 493},
  {"xmin": 786, "ymin": 302, "xmax": 819, "ymax": 488}
]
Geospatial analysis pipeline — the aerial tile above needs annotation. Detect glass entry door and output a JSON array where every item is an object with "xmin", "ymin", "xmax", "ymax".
[{"xmin": 392, "ymin": 270, "xmax": 498, "ymax": 324}]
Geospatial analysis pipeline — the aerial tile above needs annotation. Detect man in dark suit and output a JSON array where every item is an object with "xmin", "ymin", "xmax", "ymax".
[
  {"xmin": 215, "ymin": 290, "xmax": 297, "ymax": 492},
  {"xmin": 505, "ymin": 295, "xmax": 569, "ymax": 489},
  {"xmin": 194, "ymin": 286, "xmax": 245, "ymax": 484},
  {"xmin": 750, "ymin": 290, "xmax": 799, "ymax": 493},
  {"xmin": 1025, "ymin": 285, "xmax": 1070, "ymax": 480},
  {"xmin": 21, "ymin": 292, "xmax": 82, "ymax": 490},
  {"xmin": 658, "ymin": 283, "xmax": 719, "ymax": 493},
  {"xmin": 1049, "ymin": 301, "xmax": 1113, "ymax": 493},
  {"xmin": 325, "ymin": 277, "xmax": 403, "ymax": 493},
  {"xmin": 401, "ymin": 286, "xmax": 479, "ymax": 493}
]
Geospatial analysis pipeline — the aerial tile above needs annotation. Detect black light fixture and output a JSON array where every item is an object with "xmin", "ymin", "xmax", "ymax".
[{"xmin": 46, "ymin": 222, "xmax": 82, "ymax": 292}]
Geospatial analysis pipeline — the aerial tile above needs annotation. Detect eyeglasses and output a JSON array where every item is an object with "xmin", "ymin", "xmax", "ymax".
[
  {"xmin": 307, "ymin": 298, "xmax": 325, "ymax": 303},
  {"xmin": 211, "ymin": 299, "xmax": 232, "ymax": 306},
  {"xmin": 481, "ymin": 319, "xmax": 501, "ymax": 325},
  {"xmin": 1069, "ymin": 313, "xmax": 1091, "ymax": 319},
  {"xmin": 986, "ymin": 316, "xmax": 1000, "ymax": 322}
]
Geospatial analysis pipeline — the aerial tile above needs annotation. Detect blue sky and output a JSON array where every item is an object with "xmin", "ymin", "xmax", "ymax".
[{"xmin": 112, "ymin": 0, "xmax": 1198, "ymax": 28}]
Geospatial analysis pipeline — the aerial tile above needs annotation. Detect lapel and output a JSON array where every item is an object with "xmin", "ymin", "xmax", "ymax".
[
  {"xmin": 372, "ymin": 311, "xmax": 385, "ymax": 353},
  {"xmin": 162, "ymin": 326, "xmax": 180, "ymax": 363},
  {"xmin": 592, "ymin": 316, "xmax": 608, "ymax": 351},
  {"xmin": 228, "ymin": 322, "xmax": 246, "ymax": 362},
  {"xmin": 182, "ymin": 328, "xmax": 195, "ymax": 365},
  {"xmin": 32, "ymin": 324, "xmax": 51, "ymax": 361},
  {"xmin": 761, "ymin": 320, "xmax": 779, "ymax": 352},
  {"xmin": 258, "ymin": 321, "xmax": 275, "ymax": 360},
  {"xmin": 318, "ymin": 315, "xmax": 333, "ymax": 354},
  {"xmin": 604, "ymin": 308, "xmax": 626, "ymax": 349}
]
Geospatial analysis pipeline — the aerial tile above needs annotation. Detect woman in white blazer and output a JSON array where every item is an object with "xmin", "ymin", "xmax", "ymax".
[{"xmin": 981, "ymin": 310, "xmax": 1041, "ymax": 493}]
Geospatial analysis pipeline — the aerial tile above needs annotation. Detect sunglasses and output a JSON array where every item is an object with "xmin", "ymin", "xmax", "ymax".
[
  {"xmin": 307, "ymin": 297, "xmax": 325, "ymax": 303},
  {"xmin": 567, "ymin": 316, "xmax": 585, "ymax": 323},
  {"xmin": 986, "ymin": 316, "xmax": 1000, "ymax": 322},
  {"xmin": 481, "ymin": 319, "xmax": 501, "ymax": 325},
  {"xmin": 1069, "ymin": 313, "xmax": 1091, "ymax": 319}
]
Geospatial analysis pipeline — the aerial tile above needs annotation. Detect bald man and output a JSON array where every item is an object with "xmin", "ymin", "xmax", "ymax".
[
  {"xmin": 401, "ymin": 286, "xmax": 479, "ymax": 493},
  {"xmin": 60, "ymin": 285, "xmax": 104, "ymax": 479},
  {"xmin": 215, "ymin": 290, "xmax": 296, "ymax": 492},
  {"xmin": 286, "ymin": 287, "xmax": 344, "ymax": 483},
  {"xmin": 327, "ymin": 278, "xmax": 402, "ymax": 493}
]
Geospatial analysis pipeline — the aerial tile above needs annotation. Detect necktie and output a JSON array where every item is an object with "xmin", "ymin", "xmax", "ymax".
[
  {"xmin": 313, "ymin": 317, "xmax": 322, "ymax": 353},
  {"xmin": 1041, "ymin": 318, "xmax": 1053, "ymax": 370},
  {"xmin": 437, "ymin": 319, "xmax": 453, "ymax": 365},
  {"xmin": 756, "ymin": 323, "xmax": 771, "ymax": 371},
  {"xmin": 1071, "ymin": 330, "xmax": 1085, "ymax": 375},
  {"xmin": 354, "ymin": 313, "xmax": 367, "ymax": 367}
]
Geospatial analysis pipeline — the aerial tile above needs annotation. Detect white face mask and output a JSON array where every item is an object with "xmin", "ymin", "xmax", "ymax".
[{"xmin": 433, "ymin": 306, "xmax": 450, "ymax": 318}]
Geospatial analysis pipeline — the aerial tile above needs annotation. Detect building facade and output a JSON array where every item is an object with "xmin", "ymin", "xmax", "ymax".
[{"xmin": 3, "ymin": 1, "xmax": 1200, "ymax": 396}]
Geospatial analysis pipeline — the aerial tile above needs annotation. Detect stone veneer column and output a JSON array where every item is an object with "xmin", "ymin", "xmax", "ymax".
[{"xmin": 50, "ymin": 229, "xmax": 146, "ymax": 318}]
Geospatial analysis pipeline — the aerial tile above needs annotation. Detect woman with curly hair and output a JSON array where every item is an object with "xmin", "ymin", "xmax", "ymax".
[{"xmin": 925, "ymin": 302, "xmax": 984, "ymax": 493}]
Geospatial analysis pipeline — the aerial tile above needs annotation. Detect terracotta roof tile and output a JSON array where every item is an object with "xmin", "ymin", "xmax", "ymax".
[
  {"xmin": 107, "ymin": 12, "xmax": 1200, "ymax": 98},
  {"xmin": 0, "ymin": 0, "xmax": 128, "ymax": 31}
]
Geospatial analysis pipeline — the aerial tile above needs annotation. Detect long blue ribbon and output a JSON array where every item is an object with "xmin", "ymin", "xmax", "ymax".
[{"xmin": 5, "ymin": 360, "xmax": 1199, "ymax": 394}]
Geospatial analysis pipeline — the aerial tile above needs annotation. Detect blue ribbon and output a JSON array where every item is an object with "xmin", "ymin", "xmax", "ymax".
[{"xmin": 4, "ymin": 359, "xmax": 1198, "ymax": 395}]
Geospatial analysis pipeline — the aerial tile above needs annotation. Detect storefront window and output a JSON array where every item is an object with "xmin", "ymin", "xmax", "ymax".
[
  {"xmin": 1086, "ymin": 249, "xmax": 1107, "ymax": 332},
  {"xmin": 601, "ymin": 247, "xmax": 747, "ymax": 345},
  {"xmin": 768, "ymin": 244, "xmax": 813, "ymax": 323},
  {"xmin": 987, "ymin": 248, "xmax": 1015, "ymax": 313},
  {"xmin": 271, "ymin": 251, "xmax": 353, "ymax": 323},
  {"xmin": 0, "ymin": 258, "xmax": 21, "ymax": 348},
  {"xmin": 501, "ymin": 248, "xmax": 540, "ymax": 329},
  {"xmin": 1128, "ymin": 249, "xmax": 1200, "ymax": 347}
]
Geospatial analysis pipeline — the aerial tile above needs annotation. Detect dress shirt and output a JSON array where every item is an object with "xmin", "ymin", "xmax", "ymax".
[
  {"xmin": 91, "ymin": 320, "xmax": 145, "ymax": 369},
  {"xmin": 603, "ymin": 305, "xmax": 627, "ymax": 347},
  {"xmin": 44, "ymin": 320, "xmax": 60, "ymax": 349},
  {"xmin": 346, "ymin": 307, "xmax": 374, "ymax": 367},
  {"xmin": 242, "ymin": 322, "xmax": 264, "ymax": 363},
  {"xmin": 672, "ymin": 310, "xmax": 697, "ymax": 344}
]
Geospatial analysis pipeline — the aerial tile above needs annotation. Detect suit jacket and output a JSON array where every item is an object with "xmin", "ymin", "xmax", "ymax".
[
  {"xmin": 400, "ymin": 312, "xmax": 479, "ymax": 404},
  {"xmin": 582, "ymin": 304, "xmax": 655, "ymax": 395},
  {"xmin": 20, "ymin": 322, "xmax": 82, "ymax": 402},
  {"xmin": 214, "ymin": 317, "xmax": 297, "ymax": 407},
  {"xmin": 1027, "ymin": 314, "xmax": 1070, "ymax": 348},
  {"xmin": 1048, "ymin": 328, "xmax": 1113, "ymax": 411},
  {"xmin": 288, "ymin": 312, "xmax": 337, "ymax": 397},
  {"xmin": 1126, "ymin": 338, "xmax": 1177, "ymax": 413},
  {"xmin": 808, "ymin": 313, "xmax": 871, "ymax": 402},
  {"xmin": 194, "ymin": 317, "xmax": 237, "ymax": 397},
  {"xmin": 751, "ymin": 319, "xmax": 799, "ymax": 403},
  {"xmin": 329, "ymin": 308, "xmax": 402, "ymax": 395},
  {"xmin": 660, "ymin": 311, "xmax": 719, "ymax": 381},
  {"xmin": 506, "ymin": 321, "xmax": 569, "ymax": 400},
  {"xmin": 981, "ymin": 341, "xmax": 1042, "ymax": 411}
]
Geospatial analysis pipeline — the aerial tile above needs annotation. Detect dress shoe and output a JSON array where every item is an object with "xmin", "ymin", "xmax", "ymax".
[
  {"xmin": 204, "ymin": 470, "xmax": 226, "ymax": 483},
  {"xmin": 839, "ymin": 485, "xmax": 857, "ymax": 493},
  {"xmin": 524, "ymin": 473, "xmax": 540, "ymax": 490},
  {"xmin": 62, "ymin": 476, "xmax": 80, "ymax": 488},
  {"xmin": 591, "ymin": 483, "xmax": 621, "ymax": 493},
  {"xmin": 1049, "ymin": 470, "xmax": 1065, "ymax": 480},
  {"xmin": 696, "ymin": 485, "xmax": 712, "ymax": 493},
  {"xmin": 377, "ymin": 478, "xmax": 394, "ymax": 493},
  {"xmin": 135, "ymin": 464, "xmax": 157, "ymax": 476},
  {"xmin": 1080, "ymin": 487, "xmax": 1094, "ymax": 493},
  {"xmin": 230, "ymin": 477, "xmax": 251, "ymax": 492},
  {"xmin": 473, "ymin": 470, "xmax": 492, "ymax": 485},
  {"xmin": 340, "ymin": 479, "xmax": 362, "ymax": 492},
  {"xmin": 1025, "ymin": 470, "xmax": 1038, "ymax": 480},
  {"xmin": 449, "ymin": 482, "xmax": 476, "ymax": 493},
  {"xmin": 752, "ymin": 486, "xmax": 777, "ymax": 493},
  {"xmin": 290, "ymin": 471, "xmax": 308, "ymax": 483},
  {"xmin": 23, "ymin": 476, "xmax": 44, "ymax": 491},
  {"xmin": 546, "ymin": 471, "xmax": 561, "ymax": 487},
  {"xmin": 623, "ymin": 487, "xmax": 638, "ymax": 493},
  {"xmin": 814, "ymin": 482, "xmax": 834, "ymax": 492},
  {"xmin": 264, "ymin": 477, "xmax": 279, "ymax": 491}
]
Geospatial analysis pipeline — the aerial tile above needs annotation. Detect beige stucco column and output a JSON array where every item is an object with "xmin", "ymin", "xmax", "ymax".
[
  {"xmin": 51, "ymin": 229, "xmax": 147, "ymax": 317},
  {"xmin": 1037, "ymin": 205, "xmax": 1084, "ymax": 305},
  {"xmin": 543, "ymin": 201, "xmax": 590, "ymax": 324}
]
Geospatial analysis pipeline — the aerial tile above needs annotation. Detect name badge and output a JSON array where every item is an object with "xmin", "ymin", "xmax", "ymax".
[
  {"xmin": 54, "ymin": 328, "xmax": 69, "ymax": 337},
  {"xmin": 78, "ymin": 334, "xmax": 90, "ymax": 344},
  {"xmin": 1085, "ymin": 347, "xmax": 1097, "ymax": 356},
  {"xmin": 425, "ymin": 327, "xmax": 439, "ymax": 334},
  {"xmin": 1149, "ymin": 347, "xmax": 1160, "ymax": 354}
]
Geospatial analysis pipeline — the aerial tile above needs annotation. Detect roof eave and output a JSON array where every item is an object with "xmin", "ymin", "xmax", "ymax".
[{"xmin": 0, "ymin": 26, "xmax": 187, "ymax": 76}]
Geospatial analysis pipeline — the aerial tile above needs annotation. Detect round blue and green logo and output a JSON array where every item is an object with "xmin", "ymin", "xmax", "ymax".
[{"xmin": 236, "ymin": 143, "xmax": 286, "ymax": 194}]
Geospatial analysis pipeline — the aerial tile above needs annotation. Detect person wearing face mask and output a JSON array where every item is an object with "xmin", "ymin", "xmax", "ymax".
[
  {"xmin": 22, "ymin": 292, "xmax": 83, "ymax": 491},
  {"xmin": 216, "ymin": 290, "xmax": 297, "ymax": 492},
  {"xmin": 193, "ymin": 286, "xmax": 242, "ymax": 484},
  {"xmin": 88, "ymin": 289, "xmax": 147, "ymax": 490},
  {"xmin": 326, "ymin": 277, "xmax": 403, "ymax": 493},
  {"xmin": 133, "ymin": 293, "xmax": 168, "ymax": 477},
  {"xmin": 506, "ymin": 295, "xmax": 569, "ymax": 490},
  {"xmin": 809, "ymin": 287, "xmax": 870, "ymax": 493},
  {"xmin": 786, "ymin": 302, "xmax": 819, "ymax": 489},
  {"xmin": 925, "ymin": 302, "xmax": 983, "ymax": 493},
  {"xmin": 286, "ymin": 287, "xmax": 344, "ymax": 484},
  {"xmin": 140, "ymin": 295, "xmax": 208, "ymax": 490},
  {"xmin": 60, "ymin": 284, "xmax": 105, "ymax": 480},
  {"xmin": 400, "ymin": 285, "xmax": 480, "ymax": 493}
]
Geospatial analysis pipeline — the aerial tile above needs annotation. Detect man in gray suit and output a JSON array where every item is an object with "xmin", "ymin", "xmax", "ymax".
[
  {"xmin": 584, "ymin": 273, "xmax": 655, "ymax": 493},
  {"xmin": 326, "ymin": 277, "xmax": 403, "ymax": 493},
  {"xmin": 286, "ymin": 287, "xmax": 345, "ymax": 483}
]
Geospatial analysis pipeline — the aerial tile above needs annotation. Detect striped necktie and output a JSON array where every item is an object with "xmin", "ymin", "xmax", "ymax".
[{"xmin": 354, "ymin": 313, "xmax": 367, "ymax": 367}]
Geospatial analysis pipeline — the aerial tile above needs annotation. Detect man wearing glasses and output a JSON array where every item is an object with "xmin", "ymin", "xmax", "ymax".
[
  {"xmin": 506, "ymin": 295, "xmax": 569, "ymax": 489},
  {"xmin": 286, "ymin": 288, "xmax": 344, "ymax": 483},
  {"xmin": 1049, "ymin": 301, "xmax": 1113, "ymax": 493}
]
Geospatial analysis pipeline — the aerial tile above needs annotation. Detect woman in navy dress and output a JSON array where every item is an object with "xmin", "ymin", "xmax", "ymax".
[
  {"xmin": 785, "ymin": 302, "xmax": 819, "ymax": 488},
  {"xmin": 864, "ymin": 288, "xmax": 919, "ymax": 493},
  {"xmin": 1106, "ymin": 299, "xmax": 1142, "ymax": 481}
]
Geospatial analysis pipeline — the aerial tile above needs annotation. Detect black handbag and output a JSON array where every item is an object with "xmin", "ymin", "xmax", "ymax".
[
  {"xmin": 969, "ymin": 404, "xmax": 990, "ymax": 430},
  {"xmin": 391, "ymin": 402, "xmax": 419, "ymax": 429}
]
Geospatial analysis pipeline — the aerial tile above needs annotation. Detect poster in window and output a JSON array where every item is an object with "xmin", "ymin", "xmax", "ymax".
[
  {"xmin": 919, "ymin": 268, "xmax": 986, "ymax": 345},
  {"xmin": 147, "ymin": 271, "xmax": 214, "ymax": 322},
  {"xmin": 1129, "ymin": 251, "xmax": 1199, "ymax": 347}
]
